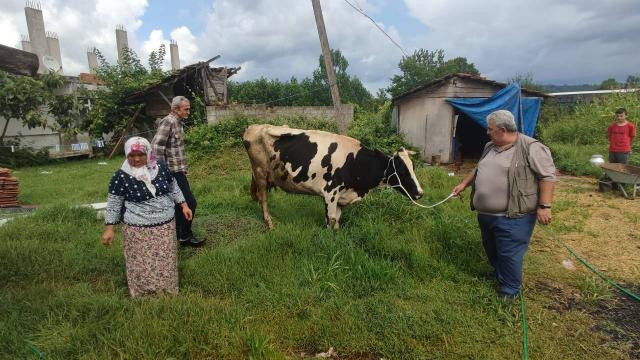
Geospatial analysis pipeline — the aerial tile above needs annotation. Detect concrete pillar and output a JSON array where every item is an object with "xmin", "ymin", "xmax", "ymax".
[
  {"xmin": 20, "ymin": 35, "xmax": 32, "ymax": 52},
  {"xmin": 115, "ymin": 25, "xmax": 129, "ymax": 62},
  {"xmin": 87, "ymin": 48, "xmax": 98, "ymax": 73},
  {"xmin": 46, "ymin": 32, "xmax": 63, "ymax": 74},
  {"xmin": 170, "ymin": 40, "xmax": 180, "ymax": 70},
  {"xmin": 24, "ymin": 4, "xmax": 47, "ymax": 73}
]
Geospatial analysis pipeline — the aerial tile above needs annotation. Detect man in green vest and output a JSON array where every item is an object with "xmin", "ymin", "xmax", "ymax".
[{"xmin": 452, "ymin": 110, "xmax": 556, "ymax": 302}]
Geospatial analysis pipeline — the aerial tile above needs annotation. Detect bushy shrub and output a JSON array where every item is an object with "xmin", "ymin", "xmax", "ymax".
[
  {"xmin": 185, "ymin": 113, "xmax": 338, "ymax": 156},
  {"xmin": 538, "ymin": 92, "xmax": 640, "ymax": 175},
  {"xmin": 185, "ymin": 103, "xmax": 416, "ymax": 158},
  {"xmin": 0, "ymin": 142, "xmax": 57, "ymax": 168},
  {"xmin": 545, "ymin": 143, "xmax": 606, "ymax": 176},
  {"xmin": 538, "ymin": 92, "xmax": 640, "ymax": 146},
  {"xmin": 347, "ymin": 102, "xmax": 416, "ymax": 155}
]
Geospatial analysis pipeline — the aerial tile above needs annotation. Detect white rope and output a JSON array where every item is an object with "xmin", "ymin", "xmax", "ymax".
[{"xmin": 385, "ymin": 156, "xmax": 457, "ymax": 209}]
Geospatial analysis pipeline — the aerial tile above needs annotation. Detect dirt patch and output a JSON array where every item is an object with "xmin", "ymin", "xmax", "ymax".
[
  {"xmin": 540, "ymin": 176, "xmax": 640, "ymax": 282},
  {"xmin": 533, "ymin": 280, "xmax": 583, "ymax": 312},
  {"xmin": 591, "ymin": 284, "xmax": 640, "ymax": 359},
  {"xmin": 534, "ymin": 280, "xmax": 640, "ymax": 359},
  {"xmin": 288, "ymin": 348, "xmax": 380, "ymax": 360}
]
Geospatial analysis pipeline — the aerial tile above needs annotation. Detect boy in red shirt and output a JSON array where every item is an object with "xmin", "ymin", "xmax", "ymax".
[{"xmin": 608, "ymin": 108, "xmax": 635, "ymax": 163}]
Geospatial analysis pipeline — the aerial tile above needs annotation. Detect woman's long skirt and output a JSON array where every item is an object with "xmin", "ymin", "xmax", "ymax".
[{"xmin": 121, "ymin": 220, "xmax": 178, "ymax": 298}]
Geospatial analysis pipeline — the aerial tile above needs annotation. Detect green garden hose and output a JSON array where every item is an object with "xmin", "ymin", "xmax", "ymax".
[{"xmin": 520, "ymin": 292, "xmax": 529, "ymax": 360}]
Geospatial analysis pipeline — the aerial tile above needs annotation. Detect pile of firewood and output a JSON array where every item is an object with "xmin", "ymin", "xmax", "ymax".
[{"xmin": 0, "ymin": 168, "xmax": 19, "ymax": 207}]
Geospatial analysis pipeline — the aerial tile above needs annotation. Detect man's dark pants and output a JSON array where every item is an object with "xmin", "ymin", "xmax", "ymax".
[
  {"xmin": 172, "ymin": 171, "xmax": 197, "ymax": 239},
  {"xmin": 609, "ymin": 152, "xmax": 630, "ymax": 164},
  {"xmin": 477, "ymin": 213, "xmax": 537, "ymax": 295}
]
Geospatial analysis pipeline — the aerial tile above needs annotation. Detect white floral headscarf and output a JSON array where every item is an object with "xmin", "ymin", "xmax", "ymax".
[{"xmin": 121, "ymin": 137, "xmax": 159, "ymax": 196}]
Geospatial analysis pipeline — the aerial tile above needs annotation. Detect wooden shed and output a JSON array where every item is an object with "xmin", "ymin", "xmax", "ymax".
[
  {"xmin": 391, "ymin": 73, "xmax": 547, "ymax": 164},
  {"xmin": 125, "ymin": 56, "xmax": 240, "ymax": 118}
]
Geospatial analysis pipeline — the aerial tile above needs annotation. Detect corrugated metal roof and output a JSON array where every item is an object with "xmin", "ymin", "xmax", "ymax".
[
  {"xmin": 549, "ymin": 88, "xmax": 638, "ymax": 96},
  {"xmin": 392, "ymin": 72, "xmax": 548, "ymax": 103}
]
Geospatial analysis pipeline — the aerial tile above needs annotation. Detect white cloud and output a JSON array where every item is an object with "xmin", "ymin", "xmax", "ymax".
[
  {"xmin": 403, "ymin": 0, "xmax": 640, "ymax": 84},
  {"xmin": 141, "ymin": 29, "xmax": 169, "ymax": 69},
  {"xmin": 170, "ymin": 26, "xmax": 198, "ymax": 66},
  {"xmin": 198, "ymin": 0, "xmax": 406, "ymax": 92},
  {"xmin": 139, "ymin": 26, "xmax": 199, "ymax": 70},
  {"xmin": 0, "ymin": 0, "xmax": 408, "ymax": 92},
  {"xmin": 4, "ymin": 0, "xmax": 633, "ymax": 91},
  {"xmin": 0, "ymin": 19, "xmax": 21, "ymax": 50},
  {"xmin": 0, "ymin": 0, "xmax": 148, "ymax": 75}
]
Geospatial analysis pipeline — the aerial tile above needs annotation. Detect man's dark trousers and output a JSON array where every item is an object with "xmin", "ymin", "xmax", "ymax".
[
  {"xmin": 172, "ymin": 171, "xmax": 197, "ymax": 239},
  {"xmin": 477, "ymin": 213, "xmax": 537, "ymax": 295}
]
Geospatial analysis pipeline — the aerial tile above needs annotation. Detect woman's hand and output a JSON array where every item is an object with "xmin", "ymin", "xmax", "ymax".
[
  {"xmin": 181, "ymin": 203, "xmax": 193, "ymax": 221},
  {"xmin": 102, "ymin": 225, "xmax": 115, "ymax": 246}
]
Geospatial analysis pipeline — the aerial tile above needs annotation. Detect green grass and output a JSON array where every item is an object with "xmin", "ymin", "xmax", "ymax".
[
  {"xmin": 0, "ymin": 147, "xmax": 630, "ymax": 359},
  {"xmin": 13, "ymin": 156, "xmax": 123, "ymax": 206}
]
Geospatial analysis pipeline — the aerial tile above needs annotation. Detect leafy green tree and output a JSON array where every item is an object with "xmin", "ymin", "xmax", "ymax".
[
  {"xmin": 386, "ymin": 49, "xmax": 480, "ymax": 98},
  {"xmin": 0, "ymin": 71, "xmax": 65, "ymax": 143},
  {"xmin": 598, "ymin": 78, "xmax": 621, "ymax": 90},
  {"xmin": 148, "ymin": 44, "xmax": 166, "ymax": 76},
  {"xmin": 625, "ymin": 75, "xmax": 640, "ymax": 89},
  {"xmin": 228, "ymin": 49, "xmax": 374, "ymax": 109},
  {"xmin": 84, "ymin": 47, "xmax": 167, "ymax": 137},
  {"xmin": 507, "ymin": 72, "xmax": 546, "ymax": 92},
  {"xmin": 310, "ymin": 49, "xmax": 373, "ymax": 107}
]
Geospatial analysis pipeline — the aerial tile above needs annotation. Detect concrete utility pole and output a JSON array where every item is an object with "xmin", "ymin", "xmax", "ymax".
[{"xmin": 311, "ymin": 0, "xmax": 346, "ymax": 134}]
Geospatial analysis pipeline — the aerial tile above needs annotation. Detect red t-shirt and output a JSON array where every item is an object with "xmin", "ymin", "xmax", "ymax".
[{"xmin": 608, "ymin": 122, "xmax": 636, "ymax": 152}]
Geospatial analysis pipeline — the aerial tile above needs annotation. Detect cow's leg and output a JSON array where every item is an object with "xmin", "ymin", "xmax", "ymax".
[
  {"xmin": 250, "ymin": 175, "xmax": 258, "ymax": 201},
  {"xmin": 324, "ymin": 195, "xmax": 339, "ymax": 229},
  {"xmin": 254, "ymin": 167, "xmax": 273, "ymax": 229},
  {"xmin": 334, "ymin": 205, "xmax": 343, "ymax": 229}
]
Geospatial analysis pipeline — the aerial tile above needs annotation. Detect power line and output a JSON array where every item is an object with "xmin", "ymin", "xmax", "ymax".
[{"xmin": 341, "ymin": 0, "xmax": 409, "ymax": 57}]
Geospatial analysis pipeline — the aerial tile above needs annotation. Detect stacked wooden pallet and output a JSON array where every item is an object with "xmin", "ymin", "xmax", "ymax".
[{"xmin": 0, "ymin": 168, "xmax": 19, "ymax": 207}]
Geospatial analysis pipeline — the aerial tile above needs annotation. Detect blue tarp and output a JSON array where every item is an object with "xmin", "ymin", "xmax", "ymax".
[{"xmin": 446, "ymin": 83, "xmax": 542, "ymax": 137}]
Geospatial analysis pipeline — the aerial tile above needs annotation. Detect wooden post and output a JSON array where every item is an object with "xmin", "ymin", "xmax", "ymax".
[
  {"xmin": 108, "ymin": 107, "xmax": 142, "ymax": 159},
  {"xmin": 311, "ymin": 0, "xmax": 346, "ymax": 134}
]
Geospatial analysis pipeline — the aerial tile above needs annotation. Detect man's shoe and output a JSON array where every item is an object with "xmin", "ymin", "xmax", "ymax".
[
  {"xmin": 178, "ymin": 237, "xmax": 191, "ymax": 246},
  {"xmin": 187, "ymin": 236, "xmax": 205, "ymax": 247},
  {"xmin": 498, "ymin": 292, "xmax": 518, "ymax": 303}
]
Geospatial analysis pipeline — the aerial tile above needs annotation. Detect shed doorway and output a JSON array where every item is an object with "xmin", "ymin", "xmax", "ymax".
[{"xmin": 452, "ymin": 112, "xmax": 490, "ymax": 164}]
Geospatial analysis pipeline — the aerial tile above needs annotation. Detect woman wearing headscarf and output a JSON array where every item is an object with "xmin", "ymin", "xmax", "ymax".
[{"xmin": 101, "ymin": 136, "xmax": 193, "ymax": 298}]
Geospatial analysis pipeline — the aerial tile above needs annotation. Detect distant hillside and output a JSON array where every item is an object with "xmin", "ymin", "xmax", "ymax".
[{"xmin": 541, "ymin": 84, "xmax": 598, "ymax": 93}]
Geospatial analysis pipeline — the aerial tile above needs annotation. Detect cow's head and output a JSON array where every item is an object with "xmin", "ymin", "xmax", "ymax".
[{"xmin": 386, "ymin": 148, "xmax": 424, "ymax": 200}]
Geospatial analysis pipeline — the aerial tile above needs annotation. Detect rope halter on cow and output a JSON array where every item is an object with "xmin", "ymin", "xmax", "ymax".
[{"xmin": 384, "ymin": 156, "xmax": 457, "ymax": 209}]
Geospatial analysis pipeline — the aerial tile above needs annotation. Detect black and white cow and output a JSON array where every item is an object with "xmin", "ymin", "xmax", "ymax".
[{"xmin": 242, "ymin": 124, "xmax": 424, "ymax": 229}]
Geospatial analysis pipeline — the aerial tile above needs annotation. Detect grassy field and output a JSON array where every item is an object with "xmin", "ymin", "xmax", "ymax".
[{"xmin": 1, "ymin": 147, "xmax": 637, "ymax": 359}]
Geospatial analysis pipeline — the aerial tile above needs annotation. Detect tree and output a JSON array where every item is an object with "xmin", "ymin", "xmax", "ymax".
[
  {"xmin": 148, "ymin": 44, "xmax": 166, "ymax": 75},
  {"xmin": 625, "ymin": 75, "xmax": 640, "ymax": 89},
  {"xmin": 308, "ymin": 49, "xmax": 373, "ymax": 107},
  {"xmin": 507, "ymin": 72, "xmax": 546, "ymax": 92},
  {"xmin": 228, "ymin": 49, "xmax": 374, "ymax": 109},
  {"xmin": 598, "ymin": 78, "xmax": 621, "ymax": 90},
  {"xmin": 0, "ymin": 71, "xmax": 65, "ymax": 143},
  {"xmin": 386, "ymin": 49, "xmax": 480, "ymax": 98},
  {"xmin": 84, "ymin": 46, "xmax": 168, "ymax": 137}
]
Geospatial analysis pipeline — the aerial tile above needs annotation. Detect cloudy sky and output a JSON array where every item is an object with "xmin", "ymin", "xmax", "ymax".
[{"xmin": 1, "ymin": 0, "xmax": 638, "ymax": 92}]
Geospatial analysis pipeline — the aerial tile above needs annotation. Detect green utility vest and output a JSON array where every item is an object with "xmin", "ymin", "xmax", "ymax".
[{"xmin": 471, "ymin": 134, "xmax": 540, "ymax": 218}]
